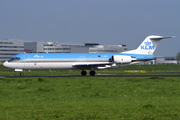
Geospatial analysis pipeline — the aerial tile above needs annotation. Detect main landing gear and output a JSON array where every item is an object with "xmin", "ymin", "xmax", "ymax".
[{"xmin": 81, "ymin": 70, "xmax": 96, "ymax": 76}]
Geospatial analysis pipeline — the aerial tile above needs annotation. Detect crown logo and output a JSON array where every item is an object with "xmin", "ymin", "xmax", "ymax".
[
  {"xmin": 34, "ymin": 55, "xmax": 40, "ymax": 57},
  {"xmin": 144, "ymin": 41, "xmax": 151, "ymax": 46}
]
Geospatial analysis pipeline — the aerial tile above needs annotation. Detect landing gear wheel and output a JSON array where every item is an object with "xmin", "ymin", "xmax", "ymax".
[
  {"xmin": 20, "ymin": 72, "xmax": 24, "ymax": 76},
  {"xmin": 90, "ymin": 71, "xmax": 95, "ymax": 76},
  {"xmin": 81, "ymin": 70, "xmax": 87, "ymax": 76}
]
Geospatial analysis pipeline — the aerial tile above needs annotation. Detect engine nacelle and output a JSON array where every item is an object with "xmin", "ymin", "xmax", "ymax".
[{"xmin": 111, "ymin": 55, "xmax": 133, "ymax": 63}]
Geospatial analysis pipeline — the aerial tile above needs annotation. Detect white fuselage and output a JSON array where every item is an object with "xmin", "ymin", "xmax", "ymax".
[{"xmin": 3, "ymin": 58, "xmax": 123, "ymax": 70}]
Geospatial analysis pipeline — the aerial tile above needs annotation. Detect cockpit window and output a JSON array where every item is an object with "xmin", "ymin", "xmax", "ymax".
[{"xmin": 8, "ymin": 57, "xmax": 20, "ymax": 62}]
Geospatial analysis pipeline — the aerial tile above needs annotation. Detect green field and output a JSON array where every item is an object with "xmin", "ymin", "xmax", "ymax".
[
  {"xmin": 1, "ymin": 77, "xmax": 180, "ymax": 119},
  {"xmin": 0, "ymin": 65, "xmax": 180, "ymax": 119}
]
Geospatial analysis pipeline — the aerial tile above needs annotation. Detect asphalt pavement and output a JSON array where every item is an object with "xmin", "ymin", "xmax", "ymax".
[{"xmin": 1, "ymin": 74, "xmax": 180, "ymax": 78}]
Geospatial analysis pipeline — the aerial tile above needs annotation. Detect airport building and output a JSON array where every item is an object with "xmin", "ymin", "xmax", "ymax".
[
  {"xmin": 24, "ymin": 42, "xmax": 127, "ymax": 53},
  {"xmin": 140, "ymin": 56, "xmax": 178, "ymax": 65},
  {"xmin": 0, "ymin": 39, "xmax": 25, "ymax": 62},
  {"xmin": 0, "ymin": 39, "xmax": 128, "ymax": 62},
  {"xmin": 155, "ymin": 56, "xmax": 177, "ymax": 64}
]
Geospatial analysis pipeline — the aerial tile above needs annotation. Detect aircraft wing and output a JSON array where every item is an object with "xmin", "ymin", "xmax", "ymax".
[
  {"xmin": 72, "ymin": 62, "xmax": 114, "ymax": 69},
  {"xmin": 72, "ymin": 62, "xmax": 112, "ymax": 67}
]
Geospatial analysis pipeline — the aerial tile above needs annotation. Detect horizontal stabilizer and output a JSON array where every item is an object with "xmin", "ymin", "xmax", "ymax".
[{"xmin": 149, "ymin": 36, "xmax": 176, "ymax": 40}]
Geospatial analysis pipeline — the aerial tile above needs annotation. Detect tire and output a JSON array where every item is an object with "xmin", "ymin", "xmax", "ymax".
[
  {"xmin": 81, "ymin": 71, "xmax": 87, "ymax": 76},
  {"xmin": 90, "ymin": 71, "xmax": 95, "ymax": 76},
  {"xmin": 20, "ymin": 72, "xmax": 24, "ymax": 76}
]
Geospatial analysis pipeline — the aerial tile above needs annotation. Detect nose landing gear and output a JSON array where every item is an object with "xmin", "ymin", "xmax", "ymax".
[{"xmin": 20, "ymin": 72, "xmax": 24, "ymax": 76}]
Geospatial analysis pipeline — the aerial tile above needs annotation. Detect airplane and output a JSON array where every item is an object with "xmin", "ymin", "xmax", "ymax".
[{"xmin": 3, "ymin": 35, "xmax": 174, "ymax": 76}]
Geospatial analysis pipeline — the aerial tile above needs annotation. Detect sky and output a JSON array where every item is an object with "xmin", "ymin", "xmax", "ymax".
[{"xmin": 0, "ymin": 0, "xmax": 180, "ymax": 57}]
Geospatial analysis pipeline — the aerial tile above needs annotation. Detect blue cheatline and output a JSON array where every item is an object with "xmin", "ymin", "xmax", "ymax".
[{"xmin": 12, "ymin": 53, "xmax": 154, "ymax": 60}]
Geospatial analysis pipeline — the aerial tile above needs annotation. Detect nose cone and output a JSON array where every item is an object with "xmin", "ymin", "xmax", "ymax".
[{"xmin": 3, "ymin": 61, "xmax": 9, "ymax": 68}]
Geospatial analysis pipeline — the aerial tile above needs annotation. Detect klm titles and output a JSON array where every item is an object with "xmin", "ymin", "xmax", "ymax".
[
  {"xmin": 141, "ymin": 41, "xmax": 155, "ymax": 50},
  {"xmin": 141, "ymin": 45, "xmax": 155, "ymax": 50}
]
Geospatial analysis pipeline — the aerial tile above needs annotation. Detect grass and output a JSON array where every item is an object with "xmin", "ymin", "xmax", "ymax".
[{"xmin": 0, "ymin": 77, "xmax": 180, "ymax": 119}]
